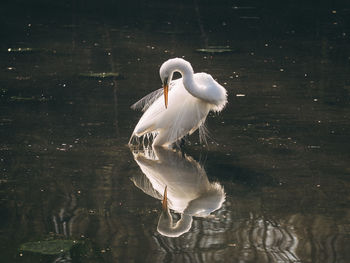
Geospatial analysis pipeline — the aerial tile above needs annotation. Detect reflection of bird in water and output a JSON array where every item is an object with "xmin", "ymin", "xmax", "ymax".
[
  {"xmin": 129, "ymin": 58, "xmax": 227, "ymax": 147},
  {"xmin": 130, "ymin": 146, "xmax": 225, "ymax": 237}
]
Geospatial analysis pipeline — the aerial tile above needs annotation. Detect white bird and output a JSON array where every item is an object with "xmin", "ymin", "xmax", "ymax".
[
  {"xmin": 130, "ymin": 146, "xmax": 225, "ymax": 237},
  {"xmin": 129, "ymin": 58, "xmax": 227, "ymax": 147}
]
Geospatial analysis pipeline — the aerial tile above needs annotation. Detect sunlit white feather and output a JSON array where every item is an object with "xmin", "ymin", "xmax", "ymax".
[{"xmin": 130, "ymin": 58, "xmax": 227, "ymax": 147}]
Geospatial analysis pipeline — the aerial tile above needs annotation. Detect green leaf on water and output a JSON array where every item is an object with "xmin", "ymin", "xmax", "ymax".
[
  {"xmin": 19, "ymin": 240, "xmax": 79, "ymax": 255},
  {"xmin": 195, "ymin": 46, "xmax": 233, "ymax": 54},
  {"xmin": 79, "ymin": 72, "xmax": 123, "ymax": 79}
]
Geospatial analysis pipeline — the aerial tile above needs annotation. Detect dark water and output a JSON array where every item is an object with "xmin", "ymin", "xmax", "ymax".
[{"xmin": 1, "ymin": 0, "xmax": 350, "ymax": 262}]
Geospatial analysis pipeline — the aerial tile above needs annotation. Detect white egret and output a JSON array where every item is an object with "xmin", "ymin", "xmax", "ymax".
[
  {"xmin": 130, "ymin": 146, "xmax": 225, "ymax": 237},
  {"xmin": 129, "ymin": 58, "xmax": 227, "ymax": 147}
]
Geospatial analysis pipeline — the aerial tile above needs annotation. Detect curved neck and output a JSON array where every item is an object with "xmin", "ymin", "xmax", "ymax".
[
  {"xmin": 173, "ymin": 62, "xmax": 208, "ymax": 101},
  {"xmin": 182, "ymin": 73, "xmax": 214, "ymax": 103},
  {"xmin": 164, "ymin": 58, "xmax": 212, "ymax": 103},
  {"xmin": 157, "ymin": 211, "xmax": 193, "ymax": 237}
]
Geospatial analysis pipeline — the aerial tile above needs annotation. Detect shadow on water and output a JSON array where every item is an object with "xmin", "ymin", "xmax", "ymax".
[{"xmin": 1, "ymin": 0, "xmax": 350, "ymax": 262}]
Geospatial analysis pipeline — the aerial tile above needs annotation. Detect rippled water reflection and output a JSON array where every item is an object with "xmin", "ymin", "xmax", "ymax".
[
  {"xmin": 1, "ymin": 0, "xmax": 350, "ymax": 262},
  {"xmin": 131, "ymin": 146, "xmax": 225, "ymax": 237}
]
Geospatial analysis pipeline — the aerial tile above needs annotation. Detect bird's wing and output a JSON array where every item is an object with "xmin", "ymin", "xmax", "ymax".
[
  {"xmin": 130, "ymin": 173, "xmax": 163, "ymax": 201},
  {"xmin": 131, "ymin": 84, "xmax": 173, "ymax": 112}
]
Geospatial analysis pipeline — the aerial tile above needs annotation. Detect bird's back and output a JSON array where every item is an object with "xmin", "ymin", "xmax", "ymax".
[{"xmin": 193, "ymin": 72, "xmax": 227, "ymax": 112}]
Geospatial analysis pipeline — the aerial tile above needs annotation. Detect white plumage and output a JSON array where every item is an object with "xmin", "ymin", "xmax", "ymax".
[
  {"xmin": 129, "ymin": 58, "xmax": 227, "ymax": 147},
  {"xmin": 131, "ymin": 146, "xmax": 225, "ymax": 237}
]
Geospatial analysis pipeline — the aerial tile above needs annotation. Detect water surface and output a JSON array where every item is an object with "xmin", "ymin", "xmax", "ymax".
[{"xmin": 1, "ymin": 0, "xmax": 350, "ymax": 262}]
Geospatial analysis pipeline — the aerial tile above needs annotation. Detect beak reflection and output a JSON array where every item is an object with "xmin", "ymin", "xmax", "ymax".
[{"xmin": 162, "ymin": 186, "xmax": 168, "ymax": 211}]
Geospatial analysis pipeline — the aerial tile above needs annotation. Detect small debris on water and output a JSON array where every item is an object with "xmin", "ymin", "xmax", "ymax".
[
  {"xmin": 308, "ymin": 145, "xmax": 321, "ymax": 149},
  {"xmin": 195, "ymin": 46, "xmax": 233, "ymax": 54},
  {"xmin": 79, "ymin": 72, "xmax": 124, "ymax": 79}
]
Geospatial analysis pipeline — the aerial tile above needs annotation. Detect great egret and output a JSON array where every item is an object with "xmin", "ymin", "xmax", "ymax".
[
  {"xmin": 130, "ymin": 146, "xmax": 225, "ymax": 237},
  {"xmin": 129, "ymin": 58, "xmax": 227, "ymax": 147}
]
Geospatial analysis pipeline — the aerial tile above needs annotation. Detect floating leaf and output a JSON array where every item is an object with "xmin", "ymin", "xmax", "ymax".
[
  {"xmin": 19, "ymin": 240, "xmax": 79, "ymax": 255},
  {"xmin": 157, "ymin": 30, "xmax": 185, "ymax": 34},
  {"xmin": 239, "ymin": 16, "xmax": 260, "ymax": 20},
  {"xmin": 10, "ymin": 96, "xmax": 49, "ymax": 102},
  {"xmin": 15, "ymin": 76, "xmax": 31, "ymax": 80},
  {"xmin": 79, "ymin": 72, "xmax": 123, "ymax": 79},
  {"xmin": 195, "ymin": 46, "xmax": 233, "ymax": 54},
  {"xmin": 63, "ymin": 24, "xmax": 80, "ymax": 28},
  {"xmin": 80, "ymin": 122, "xmax": 105, "ymax": 127},
  {"xmin": 232, "ymin": 6, "xmax": 256, "ymax": 10}
]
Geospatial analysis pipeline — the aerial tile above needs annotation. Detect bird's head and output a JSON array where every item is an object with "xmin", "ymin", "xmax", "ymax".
[
  {"xmin": 159, "ymin": 58, "xmax": 192, "ymax": 109},
  {"xmin": 157, "ymin": 185, "xmax": 193, "ymax": 237}
]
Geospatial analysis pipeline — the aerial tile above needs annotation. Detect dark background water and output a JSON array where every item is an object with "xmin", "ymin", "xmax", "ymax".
[{"xmin": 1, "ymin": 0, "xmax": 350, "ymax": 262}]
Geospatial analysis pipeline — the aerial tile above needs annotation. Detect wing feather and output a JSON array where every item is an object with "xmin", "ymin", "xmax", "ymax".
[{"xmin": 131, "ymin": 84, "xmax": 173, "ymax": 112}]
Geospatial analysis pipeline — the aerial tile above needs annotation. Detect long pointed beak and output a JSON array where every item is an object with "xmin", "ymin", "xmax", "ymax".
[
  {"xmin": 162, "ymin": 186, "xmax": 168, "ymax": 211},
  {"xmin": 163, "ymin": 84, "xmax": 168, "ymax": 109}
]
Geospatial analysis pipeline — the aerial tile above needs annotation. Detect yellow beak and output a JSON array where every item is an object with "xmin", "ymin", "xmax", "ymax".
[
  {"xmin": 162, "ymin": 186, "xmax": 168, "ymax": 211},
  {"xmin": 163, "ymin": 84, "xmax": 168, "ymax": 109}
]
